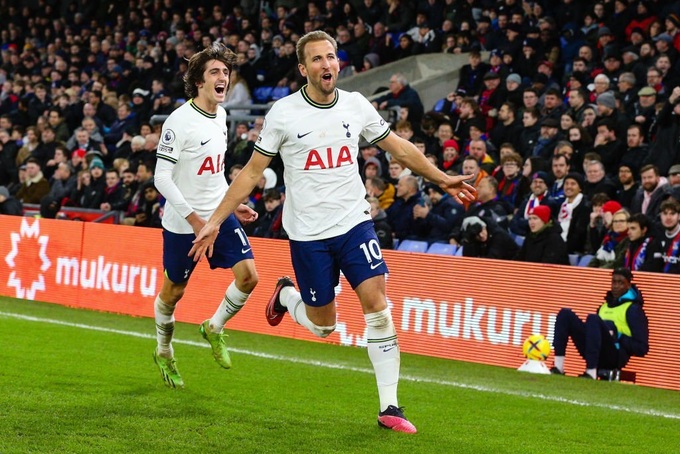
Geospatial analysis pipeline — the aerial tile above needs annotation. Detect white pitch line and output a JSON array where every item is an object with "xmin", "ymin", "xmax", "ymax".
[{"xmin": 2, "ymin": 310, "xmax": 679, "ymax": 420}]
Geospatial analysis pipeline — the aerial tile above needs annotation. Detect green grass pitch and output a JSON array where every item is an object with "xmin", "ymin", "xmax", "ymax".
[{"xmin": 1, "ymin": 296, "xmax": 679, "ymax": 453}]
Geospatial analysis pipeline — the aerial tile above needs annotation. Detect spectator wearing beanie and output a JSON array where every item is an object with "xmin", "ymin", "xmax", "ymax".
[
  {"xmin": 616, "ymin": 163, "xmax": 640, "ymax": 209},
  {"xmin": 0, "ymin": 185, "xmax": 23, "ymax": 216},
  {"xmin": 558, "ymin": 172, "xmax": 590, "ymax": 254},
  {"xmin": 588, "ymin": 199, "xmax": 622, "ymax": 254},
  {"xmin": 596, "ymin": 91, "xmax": 631, "ymax": 142},
  {"xmin": 515, "ymin": 205, "xmax": 569, "ymax": 265},
  {"xmin": 588, "ymin": 206, "xmax": 630, "ymax": 269},
  {"xmin": 362, "ymin": 157, "xmax": 383, "ymax": 182},
  {"xmin": 440, "ymin": 139, "xmax": 461, "ymax": 172}
]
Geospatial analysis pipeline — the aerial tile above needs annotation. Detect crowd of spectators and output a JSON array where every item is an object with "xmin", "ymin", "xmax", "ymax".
[{"xmin": 1, "ymin": 1, "xmax": 680, "ymax": 274}]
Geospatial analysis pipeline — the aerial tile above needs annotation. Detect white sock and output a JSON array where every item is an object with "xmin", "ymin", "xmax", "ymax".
[
  {"xmin": 586, "ymin": 368, "xmax": 597, "ymax": 379},
  {"xmin": 208, "ymin": 281, "xmax": 250, "ymax": 332},
  {"xmin": 280, "ymin": 286, "xmax": 319, "ymax": 333},
  {"xmin": 365, "ymin": 309, "xmax": 400, "ymax": 412},
  {"xmin": 154, "ymin": 295, "xmax": 175, "ymax": 358},
  {"xmin": 554, "ymin": 356, "xmax": 565, "ymax": 372}
]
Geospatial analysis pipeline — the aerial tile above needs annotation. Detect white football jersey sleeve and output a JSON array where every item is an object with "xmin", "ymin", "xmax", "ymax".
[{"xmin": 156, "ymin": 100, "xmax": 230, "ymax": 234}]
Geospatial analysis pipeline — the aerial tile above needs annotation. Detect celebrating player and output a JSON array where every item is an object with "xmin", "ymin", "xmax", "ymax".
[
  {"xmin": 189, "ymin": 31, "xmax": 475, "ymax": 431},
  {"xmin": 152, "ymin": 42, "xmax": 259, "ymax": 388}
]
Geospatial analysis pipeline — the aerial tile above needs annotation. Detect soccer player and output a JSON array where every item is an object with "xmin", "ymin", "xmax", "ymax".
[
  {"xmin": 152, "ymin": 42, "xmax": 259, "ymax": 388},
  {"xmin": 190, "ymin": 31, "xmax": 476, "ymax": 432}
]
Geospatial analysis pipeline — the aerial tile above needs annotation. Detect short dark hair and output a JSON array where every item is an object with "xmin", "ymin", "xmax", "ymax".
[
  {"xmin": 596, "ymin": 118, "xmax": 616, "ymax": 132},
  {"xmin": 263, "ymin": 188, "xmax": 281, "ymax": 201},
  {"xmin": 552, "ymin": 153, "xmax": 570, "ymax": 165},
  {"xmin": 501, "ymin": 101, "xmax": 516, "ymax": 115},
  {"xmin": 660, "ymin": 198, "xmax": 680, "ymax": 214},
  {"xmin": 639, "ymin": 164, "xmax": 659, "ymax": 176},
  {"xmin": 25, "ymin": 157, "xmax": 41, "ymax": 167},
  {"xmin": 367, "ymin": 176, "xmax": 386, "ymax": 191},
  {"xmin": 612, "ymin": 267, "xmax": 633, "ymax": 282},
  {"xmin": 628, "ymin": 213, "xmax": 649, "ymax": 230},
  {"xmin": 591, "ymin": 192, "xmax": 610, "ymax": 206}
]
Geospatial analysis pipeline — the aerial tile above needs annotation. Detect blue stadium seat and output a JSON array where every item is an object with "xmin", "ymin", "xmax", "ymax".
[
  {"xmin": 426, "ymin": 243, "xmax": 457, "ymax": 255},
  {"xmin": 455, "ymin": 246, "xmax": 463, "ymax": 256},
  {"xmin": 397, "ymin": 239, "xmax": 428, "ymax": 253},
  {"xmin": 253, "ymin": 86, "xmax": 274, "ymax": 103},
  {"xmin": 578, "ymin": 254, "xmax": 594, "ymax": 267},
  {"xmin": 569, "ymin": 254, "xmax": 580, "ymax": 266},
  {"xmin": 270, "ymin": 86, "xmax": 290, "ymax": 100},
  {"xmin": 512, "ymin": 233, "xmax": 525, "ymax": 246}
]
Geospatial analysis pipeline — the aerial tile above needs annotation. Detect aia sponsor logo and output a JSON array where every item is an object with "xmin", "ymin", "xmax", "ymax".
[
  {"xmin": 4, "ymin": 218, "xmax": 51, "ymax": 300},
  {"xmin": 197, "ymin": 153, "xmax": 225, "ymax": 175},
  {"xmin": 304, "ymin": 146, "xmax": 353, "ymax": 170}
]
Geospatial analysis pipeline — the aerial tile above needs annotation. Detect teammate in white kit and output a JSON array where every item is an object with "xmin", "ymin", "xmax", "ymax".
[
  {"xmin": 152, "ymin": 42, "xmax": 259, "ymax": 388},
  {"xmin": 190, "ymin": 31, "xmax": 475, "ymax": 431}
]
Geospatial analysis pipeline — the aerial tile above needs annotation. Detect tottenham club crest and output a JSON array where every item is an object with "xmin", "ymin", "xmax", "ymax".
[
  {"xmin": 342, "ymin": 122, "xmax": 351, "ymax": 138},
  {"xmin": 162, "ymin": 129, "xmax": 176, "ymax": 145}
]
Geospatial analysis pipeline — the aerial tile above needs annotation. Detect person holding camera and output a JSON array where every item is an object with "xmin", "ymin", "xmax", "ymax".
[
  {"xmin": 550, "ymin": 268, "xmax": 649, "ymax": 379},
  {"xmin": 460, "ymin": 216, "xmax": 518, "ymax": 260}
]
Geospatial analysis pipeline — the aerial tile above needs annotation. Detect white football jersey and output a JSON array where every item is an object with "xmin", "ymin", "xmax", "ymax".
[
  {"xmin": 255, "ymin": 87, "xmax": 390, "ymax": 241},
  {"xmin": 156, "ymin": 100, "xmax": 229, "ymax": 234}
]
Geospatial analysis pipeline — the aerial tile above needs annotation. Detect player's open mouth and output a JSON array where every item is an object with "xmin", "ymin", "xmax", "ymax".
[
  {"xmin": 322, "ymin": 73, "xmax": 332, "ymax": 81},
  {"xmin": 215, "ymin": 84, "xmax": 226, "ymax": 94}
]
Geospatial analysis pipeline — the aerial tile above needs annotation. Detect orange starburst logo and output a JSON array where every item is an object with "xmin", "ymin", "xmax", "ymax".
[{"xmin": 4, "ymin": 218, "xmax": 51, "ymax": 300}]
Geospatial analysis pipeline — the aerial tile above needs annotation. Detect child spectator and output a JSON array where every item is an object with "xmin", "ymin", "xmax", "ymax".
[{"xmin": 253, "ymin": 189, "xmax": 286, "ymax": 239}]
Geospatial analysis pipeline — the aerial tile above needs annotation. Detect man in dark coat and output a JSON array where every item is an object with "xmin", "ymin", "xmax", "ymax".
[
  {"xmin": 630, "ymin": 164, "xmax": 671, "ymax": 220},
  {"xmin": 372, "ymin": 73, "xmax": 425, "ymax": 128},
  {"xmin": 0, "ymin": 185, "xmax": 22, "ymax": 215},
  {"xmin": 644, "ymin": 86, "xmax": 680, "ymax": 176},
  {"xmin": 412, "ymin": 184, "xmax": 465, "ymax": 243},
  {"xmin": 557, "ymin": 173, "xmax": 590, "ymax": 254}
]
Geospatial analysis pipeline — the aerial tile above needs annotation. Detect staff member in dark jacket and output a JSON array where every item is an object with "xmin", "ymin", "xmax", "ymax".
[
  {"xmin": 515, "ymin": 205, "xmax": 569, "ymax": 264},
  {"xmin": 550, "ymin": 268, "xmax": 649, "ymax": 379}
]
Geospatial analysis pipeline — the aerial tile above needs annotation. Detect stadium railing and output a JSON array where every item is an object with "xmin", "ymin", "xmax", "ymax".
[{"xmin": 21, "ymin": 204, "xmax": 122, "ymax": 223}]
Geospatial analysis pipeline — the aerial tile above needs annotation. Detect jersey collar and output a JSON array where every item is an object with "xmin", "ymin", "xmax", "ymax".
[
  {"xmin": 301, "ymin": 85, "xmax": 339, "ymax": 109},
  {"xmin": 189, "ymin": 99, "xmax": 217, "ymax": 118}
]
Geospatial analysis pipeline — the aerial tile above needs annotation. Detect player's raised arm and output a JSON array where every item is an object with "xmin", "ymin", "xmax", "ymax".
[
  {"xmin": 189, "ymin": 151, "xmax": 273, "ymax": 260},
  {"xmin": 376, "ymin": 131, "xmax": 476, "ymax": 203}
]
